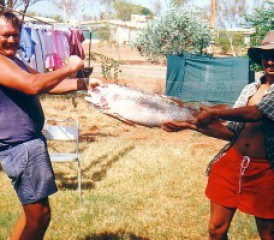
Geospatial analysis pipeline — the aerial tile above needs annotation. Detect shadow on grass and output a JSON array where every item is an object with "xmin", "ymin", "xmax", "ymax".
[
  {"xmin": 80, "ymin": 132, "xmax": 120, "ymax": 142},
  {"xmin": 54, "ymin": 144, "xmax": 135, "ymax": 191},
  {"xmin": 85, "ymin": 230, "xmax": 150, "ymax": 240}
]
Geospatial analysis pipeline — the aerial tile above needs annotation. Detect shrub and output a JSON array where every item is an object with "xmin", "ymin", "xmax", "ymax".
[
  {"xmin": 245, "ymin": 6, "xmax": 274, "ymax": 71},
  {"xmin": 131, "ymin": 6, "xmax": 211, "ymax": 61}
]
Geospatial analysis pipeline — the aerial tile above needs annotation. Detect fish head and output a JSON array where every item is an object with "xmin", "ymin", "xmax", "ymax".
[{"xmin": 85, "ymin": 85, "xmax": 110, "ymax": 110}]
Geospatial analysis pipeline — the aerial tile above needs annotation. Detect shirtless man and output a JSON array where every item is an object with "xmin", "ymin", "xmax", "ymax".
[
  {"xmin": 162, "ymin": 31, "xmax": 274, "ymax": 240},
  {"xmin": 0, "ymin": 11, "xmax": 98, "ymax": 240}
]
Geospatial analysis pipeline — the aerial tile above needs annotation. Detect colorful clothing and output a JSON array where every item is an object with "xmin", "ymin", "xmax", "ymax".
[
  {"xmin": 0, "ymin": 136, "xmax": 57, "ymax": 204},
  {"xmin": 0, "ymin": 57, "xmax": 57, "ymax": 204},
  {"xmin": 207, "ymin": 79, "xmax": 274, "ymax": 174},
  {"xmin": 68, "ymin": 29, "xmax": 85, "ymax": 59},
  {"xmin": 30, "ymin": 28, "xmax": 45, "ymax": 72},
  {"xmin": 206, "ymin": 147, "xmax": 274, "ymax": 219},
  {"xmin": 19, "ymin": 27, "xmax": 34, "ymax": 62},
  {"xmin": 0, "ymin": 57, "xmax": 44, "ymax": 149},
  {"xmin": 54, "ymin": 30, "xmax": 70, "ymax": 61}
]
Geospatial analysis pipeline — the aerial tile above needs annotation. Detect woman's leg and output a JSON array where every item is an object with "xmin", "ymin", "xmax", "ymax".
[
  {"xmin": 209, "ymin": 201, "xmax": 237, "ymax": 240},
  {"xmin": 255, "ymin": 217, "xmax": 274, "ymax": 240}
]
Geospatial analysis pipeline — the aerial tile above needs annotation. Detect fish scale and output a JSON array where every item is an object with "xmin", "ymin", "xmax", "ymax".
[{"xmin": 85, "ymin": 84, "xmax": 197, "ymax": 128}]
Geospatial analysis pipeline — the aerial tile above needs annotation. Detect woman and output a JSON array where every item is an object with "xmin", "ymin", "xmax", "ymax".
[{"xmin": 162, "ymin": 31, "xmax": 274, "ymax": 240}]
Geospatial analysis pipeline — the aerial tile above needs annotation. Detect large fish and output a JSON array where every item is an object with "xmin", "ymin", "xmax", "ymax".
[{"xmin": 84, "ymin": 84, "xmax": 198, "ymax": 127}]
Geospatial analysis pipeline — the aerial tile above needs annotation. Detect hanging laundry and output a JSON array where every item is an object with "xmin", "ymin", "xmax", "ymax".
[
  {"xmin": 55, "ymin": 30, "xmax": 71, "ymax": 60},
  {"xmin": 18, "ymin": 24, "xmax": 88, "ymax": 72},
  {"xmin": 51, "ymin": 29, "xmax": 71, "ymax": 69},
  {"xmin": 30, "ymin": 28, "xmax": 46, "ymax": 72},
  {"xmin": 19, "ymin": 27, "xmax": 34, "ymax": 62},
  {"xmin": 43, "ymin": 30, "xmax": 56, "ymax": 69},
  {"xmin": 69, "ymin": 29, "xmax": 86, "ymax": 60}
]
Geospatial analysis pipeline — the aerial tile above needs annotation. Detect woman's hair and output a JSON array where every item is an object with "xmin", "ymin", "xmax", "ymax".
[{"xmin": 0, "ymin": 11, "xmax": 21, "ymax": 29}]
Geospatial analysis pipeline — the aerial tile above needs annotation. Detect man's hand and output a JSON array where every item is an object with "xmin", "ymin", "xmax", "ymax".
[
  {"xmin": 66, "ymin": 55, "xmax": 84, "ymax": 73},
  {"xmin": 195, "ymin": 106, "xmax": 218, "ymax": 126},
  {"xmin": 87, "ymin": 78, "xmax": 103, "ymax": 89},
  {"xmin": 161, "ymin": 121, "xmax": 195, "ymax": 132}
]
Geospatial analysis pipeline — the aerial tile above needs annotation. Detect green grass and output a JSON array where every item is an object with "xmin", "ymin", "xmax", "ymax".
[{"xmin": 0, "ymin": 95, "xmax": 260, "ymax": 240}]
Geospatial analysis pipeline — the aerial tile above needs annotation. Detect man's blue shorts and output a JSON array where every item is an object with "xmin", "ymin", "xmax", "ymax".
[{"xmin": 0, "ymin": 136, "xmax": 58, "ymax": 205}]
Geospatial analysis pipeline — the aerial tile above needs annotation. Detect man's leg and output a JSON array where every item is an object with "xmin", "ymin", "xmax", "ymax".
[
  {"xmin": 255, "ymin": 217, "xmax": 274, "ymax": 240},
  {"xmin": 208, "ymin": 201, "xmax": 236, "ymax": 240},
  {"xmin": 11, "ymin": 198, "xmax": 51, "ymax": 240}
]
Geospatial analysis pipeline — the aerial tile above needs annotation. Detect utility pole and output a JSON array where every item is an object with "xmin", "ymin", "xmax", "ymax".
[{"xmin": 210, "ymin": 0, "xmax": 216, "ymax": 29}]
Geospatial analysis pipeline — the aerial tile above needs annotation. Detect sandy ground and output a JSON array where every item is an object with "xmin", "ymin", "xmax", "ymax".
[
  {"xmin": 83, "ymin": 41, "xmax": 148, "ymax": 62},
  {"xmin": 82, "ymin": 42, "xmax": 167, "ymax": 95}
]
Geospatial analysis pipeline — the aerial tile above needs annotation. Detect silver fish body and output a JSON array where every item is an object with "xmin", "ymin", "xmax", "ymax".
[{"xmin": 85, "ymin": 84, "xmax": 197, "ymax": 127}]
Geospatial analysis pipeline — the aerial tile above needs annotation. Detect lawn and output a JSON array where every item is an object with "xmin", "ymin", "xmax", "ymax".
[{"xmin": 0, "ymin": 93, "xmax": 260, "ymax": 240}]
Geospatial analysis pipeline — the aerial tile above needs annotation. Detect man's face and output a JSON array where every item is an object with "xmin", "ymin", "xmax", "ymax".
[
  {"xmin": 0, "ymin": 17, "xmax": 20, "ymax": 58},
  {"xmin": 262, "ymin": 51, "xmax": 274, "ymax": 77}
]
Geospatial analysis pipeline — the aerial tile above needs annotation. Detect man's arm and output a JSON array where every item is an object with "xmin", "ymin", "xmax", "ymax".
[
  {"xmin": 26, "ymin": 64, "xmax": 102, "ymax": 94},
  {"xmin": 47, "ymin": 77, "xmax": 102, "ymax": 94},
  {"xmin": 195, "ymin": 105, "xmax": 263, "ymax": 126},
  {"xmin": 0, "ymin": 55, "xmax": 83, "ymax": 95},
  {"xmin": 162, "ymin": 121, "xmax": 234, "ymax": 141}
]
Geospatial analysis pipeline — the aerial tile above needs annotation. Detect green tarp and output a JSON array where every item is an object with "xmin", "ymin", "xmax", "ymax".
[{"xmin": 166, "ymin": 52, "xmax": 254, "ymax": 106}]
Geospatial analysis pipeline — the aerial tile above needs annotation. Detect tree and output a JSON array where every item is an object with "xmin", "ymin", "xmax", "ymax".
[
  {"xmin": 216, "ymin": 0, "xmax": 247, "ymax": 56},
  {"xmin": 100, "ymin": 0, "xmax": 114, "ymax": 13},
  {"xmin": 0, "ymin": 0, "xmax": 45, "ymax": 12},
  {"xmin": 245, "ymin": 6, "xmax": 274, "ymax": 46},
  {"xmin": 132, "ymin": 6, "xmax": 211, "ymax": 61},
  {"xmin": 245, "ymin": 5, "xmax": 274, "ymax": 70},
  {"xmin": 153, "ymin": 1, "xmax": 162, "ymax": 16},
  {"xmin": 52, "ymin": 0, "xmax": 102, "ymax": 22},
  {"xmin": 170, "ymin": 0, "xmax": 191, "ymax": 7},
  {"xmin": 113, "ymin": 0, "xmax": 153, "ymax": 21},
  {"xmin": 53, "ymin": 0, "xmax": 77, "ymax": 23},
  {"xmin": 6, "ymin": 0, "xmax": 45, "ymax": 9}
]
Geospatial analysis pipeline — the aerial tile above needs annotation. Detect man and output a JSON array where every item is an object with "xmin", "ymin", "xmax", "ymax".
[
  {"xmin": 0, "ymin": 11, "xmax": 96, "ymax": 240},
  {"xmin": 162, "ymin": 31, "xmax": 274, "ymax": 239}
]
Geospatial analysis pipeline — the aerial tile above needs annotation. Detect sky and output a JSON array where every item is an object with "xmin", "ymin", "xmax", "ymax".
[
  {"xmin": 26, "ymin": 0, "xmax": 211, "ymax": 19},
  {"xmin": 26, "ymin": 0, "xmax": 256, "ymax": 21}
]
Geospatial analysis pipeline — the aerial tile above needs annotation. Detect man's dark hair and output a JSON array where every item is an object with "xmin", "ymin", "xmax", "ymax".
[{"xmin": 0, "ymin": 11, "xmax": 21, "ymax": 29}]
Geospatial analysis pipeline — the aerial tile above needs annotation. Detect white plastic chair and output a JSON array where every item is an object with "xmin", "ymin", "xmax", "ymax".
[{"xmin": 43, "ymin": 119, "xmax": 82, "ymax": 195}]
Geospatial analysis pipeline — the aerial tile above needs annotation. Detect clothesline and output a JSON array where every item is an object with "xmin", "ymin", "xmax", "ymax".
[
  {"xmin": 1, "ymin": 5, "xmax": 93, "ymax": 68},
  {"xmin": 0, "ymin": 4, "xmax": 53, "ymax": 25},
  {"xmin": 19, "ymin": 26, "xmax": 88, "ymax": 73}
]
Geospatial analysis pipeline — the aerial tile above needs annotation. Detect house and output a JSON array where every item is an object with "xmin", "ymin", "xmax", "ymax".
[{"xmin": 80, "ymin": 19, "xmax": 147, "ymax": 44}]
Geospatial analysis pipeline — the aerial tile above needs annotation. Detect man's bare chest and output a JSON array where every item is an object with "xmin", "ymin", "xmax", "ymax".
[{"xmin": 248, "ymin": 85, "xmax": 269, "ymax": 106}]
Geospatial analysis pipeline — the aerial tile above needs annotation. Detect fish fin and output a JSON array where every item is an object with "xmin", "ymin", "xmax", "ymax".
[
  {"xmin": 84, "ymin": 96, "xmax": 93, "ymax": 103},
  {"xmin": 167, "ymin": 96, "xmax": 185, "ymax": 107},
  {"xmin": 103, "ymin": 111, "xmax": 136, "ymax": 127}
]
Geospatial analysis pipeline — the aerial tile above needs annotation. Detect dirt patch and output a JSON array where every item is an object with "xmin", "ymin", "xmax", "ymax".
[{"xmin": 83, "ymin": 42, "xmax": 148, "ymax": 62}]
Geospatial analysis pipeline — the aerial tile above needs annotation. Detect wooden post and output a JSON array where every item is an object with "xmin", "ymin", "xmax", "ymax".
[{"xmin": 210, "ymin": 0, "xmax": 216, "ymax": 29}]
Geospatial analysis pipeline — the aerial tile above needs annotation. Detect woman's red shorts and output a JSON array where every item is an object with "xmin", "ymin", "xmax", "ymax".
[{"xmin": 206, "ymin": 147, "xmax": 274, "ymax": 219}]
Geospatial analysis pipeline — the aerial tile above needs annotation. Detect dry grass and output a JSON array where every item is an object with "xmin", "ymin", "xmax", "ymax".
[{"xmin": 0, "ymin": 94, "xmax": 260, "ymax": 240}]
